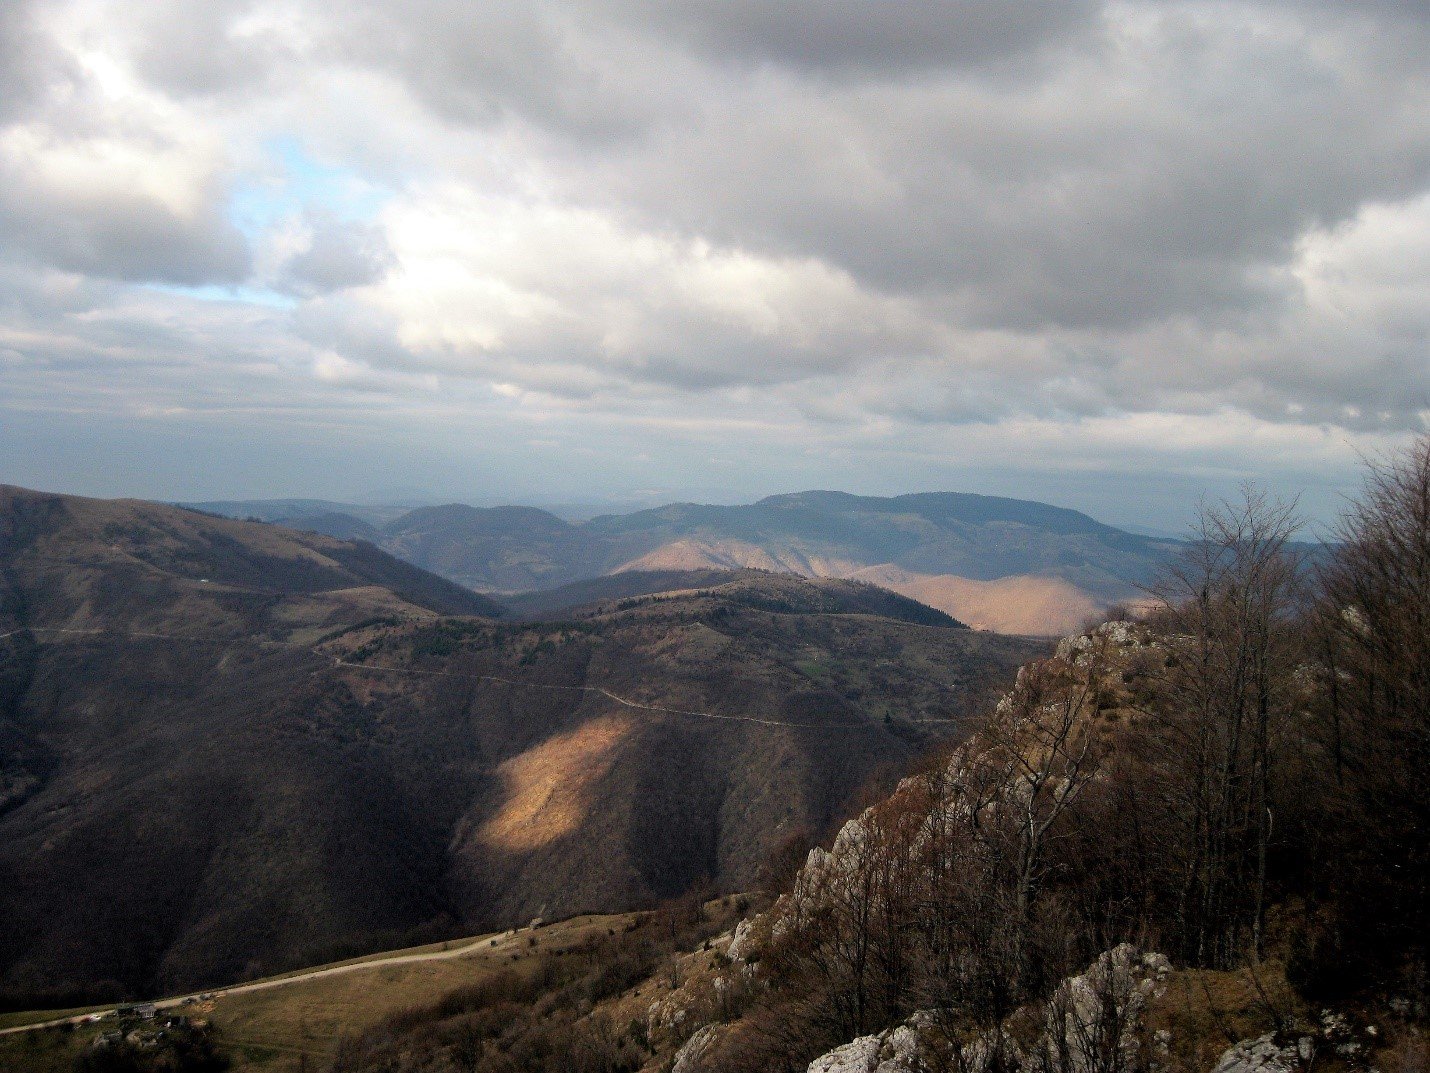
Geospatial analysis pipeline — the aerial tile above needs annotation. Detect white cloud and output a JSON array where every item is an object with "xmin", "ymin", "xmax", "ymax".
[
  {"xmin": 0, "ymin": 3, "xmax": 248, "ymax": 282},
  {"xmin": 359, "ymin": 185, "xmax": 934, "ymax": 390},
  {"xmin": 1295, "ymin": 192, "xmax": 1430, "ymax": 335}
]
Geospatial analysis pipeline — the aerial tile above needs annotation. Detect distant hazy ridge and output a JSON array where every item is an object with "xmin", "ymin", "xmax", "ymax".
[{"xmin": 191, "ymin": 490, "xmax": 1179, "ymax": 635}]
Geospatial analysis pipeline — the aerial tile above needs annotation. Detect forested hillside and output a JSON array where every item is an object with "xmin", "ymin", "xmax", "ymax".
[{"xmin": 320, "ymin": 440, "xmax": 1430, "ymax": 1073}]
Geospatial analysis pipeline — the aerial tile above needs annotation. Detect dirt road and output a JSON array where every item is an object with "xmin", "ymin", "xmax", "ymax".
[{"xmin": 0, "ymin": 927, "xmax": 524, "ymax": 1037}]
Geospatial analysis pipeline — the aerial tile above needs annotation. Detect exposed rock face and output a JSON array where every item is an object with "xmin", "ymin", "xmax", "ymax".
[
  {"xmin": 725, "ymin": 918, "xmax": 755, "ymax": 962},
  {"xmin": 803, "ymin": 1024, "xmax": 943, "ymax": 1073},
  {"xmin": 799, "ymin": 945, "xmax": 1172, "ymax": 1073},
  {"xmin": 671, "ymin": 1024, "xmax": 721, "ymax": 1073},
  {"xmin": 1054, "ymin": 618, "xmax": 1150, "ymax": 664},
  {"xmin": 1036, "ymin": 944, "xmax": 1172, "ymax": 1073},
  {"xmin": 1211, "ymin": 1010, "xmax": 1382, "ymax": 1073},
  {"xmin": 807, "ymin": 1034, "xmax": 882, "ymax": 1072},
  {"xmin": 1211, "ymin": 1034, "xmax": 1314, "ymax": 1073}
]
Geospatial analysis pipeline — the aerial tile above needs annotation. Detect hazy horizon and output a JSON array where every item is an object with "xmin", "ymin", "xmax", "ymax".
[{"xmin": 0, "ymin": 467, "xmax": 1328, "ymax": 541}]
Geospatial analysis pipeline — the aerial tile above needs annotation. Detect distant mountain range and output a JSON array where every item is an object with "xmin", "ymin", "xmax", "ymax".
[
  {"xmin": 0, "ymin": 485, "xmax": 1043, "ymax": 1006},
  {"xmin": 190, "ymin": 490, "xmax": 1181, "ymax": 634}
]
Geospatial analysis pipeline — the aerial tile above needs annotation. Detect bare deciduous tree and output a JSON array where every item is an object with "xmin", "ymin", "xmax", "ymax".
[
  {"xmin": 1313, "ymin": 437, "xmax": 1430, "ymax": 995},
  {"xmin": 1141, "ymin": 486, "xmax": 1303, "ymax": 967}
]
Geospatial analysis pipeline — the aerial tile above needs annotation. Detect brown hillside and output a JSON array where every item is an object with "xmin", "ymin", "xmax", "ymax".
[
  {"xmin": 848, "ymin": 564, "xmax": 1102, "ymax": 634},
  {"xmin": 0, "ymin": 489, "xmax": 1044, "ymax": 1008},
  {"xmin": 609, "ymin": 543, "xmax": 1101, "ymax": 635}
]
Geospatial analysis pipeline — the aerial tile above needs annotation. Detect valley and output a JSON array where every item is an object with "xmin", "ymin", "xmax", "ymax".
[{"xmin": 0, "ymin": 485, "xmax": 1044, "ymax": 1013}]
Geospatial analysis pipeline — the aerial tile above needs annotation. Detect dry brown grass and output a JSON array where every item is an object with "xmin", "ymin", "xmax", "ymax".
[
  {"xmin": 478, "ymin": 715, "xmax": 635, "ymax": 851},
  {"xmin": 849, "ymin": 565, "xmax": 1104, "ymax": 635},
  {"xmin": 0, "ymin": 915, "xmax": 647, "ymax": 1072},
  {"xmin": 613, "ymin": 538, "xmax": 864, "ymax": 578},
  {"xmin": 1149, "ymin": 963, "xmax": 1301, "ymax": 1073},
  {"xmin": 0, "ymin": 1022, "xmax": 95, "ymax": 1073},
  {"xmin": 209, "ymin": 913, "xmax": 644, "ymax": 1070}
]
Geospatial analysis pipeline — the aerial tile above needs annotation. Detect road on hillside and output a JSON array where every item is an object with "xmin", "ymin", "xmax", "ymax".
[{"xmin": 0, "ymin": 926, "xmax": 530, "ymax": 1037}]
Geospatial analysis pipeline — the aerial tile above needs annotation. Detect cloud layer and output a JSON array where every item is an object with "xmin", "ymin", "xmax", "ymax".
[{"xmin": 1, "ymin": 0, "xmax": 1427, "ymax": 523}]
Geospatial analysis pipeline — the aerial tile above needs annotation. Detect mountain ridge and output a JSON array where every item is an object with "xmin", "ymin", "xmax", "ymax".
[{"xmin": 191, "ymin": 489, "xmax": 1179, "ymax": 635}]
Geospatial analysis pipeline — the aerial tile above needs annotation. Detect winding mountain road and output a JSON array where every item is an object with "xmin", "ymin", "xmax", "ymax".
[{"xmin": 3, "ymin": 624, "xmax": 969, "ymax": 728}]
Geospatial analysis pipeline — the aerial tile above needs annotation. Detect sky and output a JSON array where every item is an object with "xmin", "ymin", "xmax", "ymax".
[{"xmin": 1, "ymin": 0, "xmax": 1427, "ymax": 531}]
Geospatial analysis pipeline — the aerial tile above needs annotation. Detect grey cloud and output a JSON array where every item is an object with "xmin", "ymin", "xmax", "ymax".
[
  {"xmin": 576, "ymin": 7, "xmax": 1430, "ymax": 332},
  {"xmin": 0, "ymin": 263, "xmax": 401, "ymax": 423},
  {"xmin": 0, "ymin": 183, "xmax": 251, "ymax": 286},
  {"xmin": 1292, "ymin": 0, "xmax": 1430, "ymax": 21},
  {"xmin": 282, "ymin": 216, "xmax": 394, "ymax": 295},
  {"xmin": 57, "ymin": 1, "xmax": 614, "ymax": 136},
  {"xmin": 331, "ymin": 1, "xmax": 668, "ymax": 140},
  {"xmin": 1, "ymin": 0, "xmax": 1427, "ymax": 521},
  {"xmin": 91, "ymin": 0, "xmax": 1430, "ymax": 334},
  {"xmin": 0, "ymin": 0, "xmax": 73, "ymax": 123},
  {"xmin": 313, "ymin": 0, "xmax": 1103, "ymax": 147},
  {"xmin": 825, "ymin": 305, "xmax": 1430, "ymax": 434},
  {"xmin": 593, "ymin": 0, "xmax": 1101, "ymax": 75},
  {"xmin": 292, "ymin": 294, "xmax": 413, "ymax": 370},
  {"xmin": 308, "ymin": 0, "xmax": 1425, "ymax": 341},
  {"xmin": 124, "ymin": 0, "xmax": 290, "ymax": 98},
  {"xmin": 0, "ymin": 1, "xmax": 252, "ymax": 287}
]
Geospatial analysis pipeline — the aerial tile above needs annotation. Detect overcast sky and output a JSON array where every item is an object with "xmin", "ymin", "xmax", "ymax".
[{"xmin": 1, "ymin": 0, "xmax": 1427, "ymax": 528}]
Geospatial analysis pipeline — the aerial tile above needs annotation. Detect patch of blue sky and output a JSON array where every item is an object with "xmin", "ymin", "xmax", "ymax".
[
  {"xmin": 228, "ymin": 137, "xmax": 391, "ymax": 240},
  {"xmin": 146, "ymin": 282, "xmax": 299, "ymax": 309},
  {"xmin": 145, "ymin": 140, "xmax": 391, "ymax": 308}
]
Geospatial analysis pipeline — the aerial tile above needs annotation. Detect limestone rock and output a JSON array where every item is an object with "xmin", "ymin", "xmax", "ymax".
[{"xmin": 1211, "ymin": 1034, "xmax": 1314, "ymax": 1073}]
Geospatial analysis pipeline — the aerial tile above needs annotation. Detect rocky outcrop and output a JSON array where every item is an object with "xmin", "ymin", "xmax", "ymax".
[
  {"xmin": 671, "ymin": 1024, "xmax": 721, "ymax": 1073},
  {"xmin": 1036, "ymin": 945, "xmax": 1172, "ymax": 1073},
  {"xmin": 1054, "ymin": 618, "xmax": 1149, "ymax": 664},
  {"xmin": 1210, "ymin": 1010, "xmax": 1382, "ymax": 1073},
  {"xmin": 725, "ymin": 918, "xmax": 755, "ymax": 962},
  {"xmin": 800, "ymin": 945, "xmax": 1172, "ymax": 1073},
  {"xmin": 1210, "ymin": 1034, "xmax": 1313, "ymax": 1073},
  {"xmin": 807, "ymin": 1034, "xmax": 883, "ymax": 1072}
]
